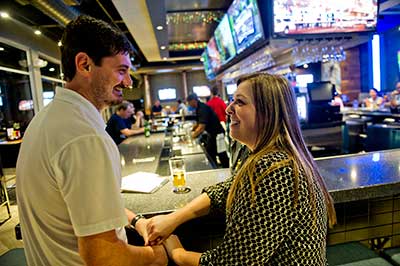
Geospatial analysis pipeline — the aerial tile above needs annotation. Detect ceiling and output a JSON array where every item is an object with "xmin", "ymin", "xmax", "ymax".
[
  {"xmin": 0, "ymin": 0, "xmax": 399, "ymax": 74},
  {"xmin": 0, "ymin": 0, "xmax": 233, "ymax": 71}
]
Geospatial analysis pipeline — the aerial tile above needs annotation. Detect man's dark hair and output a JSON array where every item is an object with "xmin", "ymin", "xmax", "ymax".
[
  {"xmin": 177, "ymin": 99, "xmax": 182, "ymax": 104},
  {"xmin": 211, "ymin": 86, "xmax": 219, "ymax": 96},
  {"xmin": 187, "ymin": 93, "xmax": 198, "ymax": 102},
  {"xmin": 60, "ymin": 15, "xmax": 133, "ymax": 81}
]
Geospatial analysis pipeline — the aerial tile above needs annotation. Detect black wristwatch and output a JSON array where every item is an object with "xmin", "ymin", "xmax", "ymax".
[{"xmin": 131, "ymin": 214, "xmax": 145, "ymax": 229}]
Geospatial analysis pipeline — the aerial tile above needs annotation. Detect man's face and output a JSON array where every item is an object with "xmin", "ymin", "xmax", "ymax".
[
  {"xmin": 89, "ymin": 53, "xmax": 132, "ymax": 110},
  {"xmin": 121, "ymin": 105, "xmax": 134, "ymax": 119},
  {"xmin": 188, "ymin": 99, "xmax": 197, "ymax": 108}
]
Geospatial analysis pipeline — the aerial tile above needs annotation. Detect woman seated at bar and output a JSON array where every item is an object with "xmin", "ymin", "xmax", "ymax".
[
  {"xmin": 363, "ymin": 88, "xmax": 383, "ymax": 109},
  {"xmin": 143, "ymin": 73, "xmax": 336, "ymax": 265}
]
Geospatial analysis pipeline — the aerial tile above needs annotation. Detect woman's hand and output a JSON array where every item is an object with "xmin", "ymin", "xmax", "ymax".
[
  {"xmin": 163, "ymin": 235, "xmax": 184, "ymax": 261},
  {"xmin": 146, "ymin": 214, "xmax": 178, "ymax": 246},
  {"xmin": 135, "ymin": 218, "xmax": 150, "ymax": 244}
]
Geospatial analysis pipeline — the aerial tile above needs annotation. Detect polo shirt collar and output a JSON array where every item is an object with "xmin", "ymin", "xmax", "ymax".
[{"xmin": 54, "ymin": 87, "xmax": 106, "ymax": 130}]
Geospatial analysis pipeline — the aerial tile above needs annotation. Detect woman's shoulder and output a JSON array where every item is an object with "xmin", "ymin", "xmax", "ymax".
[{"xmin": 254, "ymin": 150, "xmax": 291, "ymax": 171}]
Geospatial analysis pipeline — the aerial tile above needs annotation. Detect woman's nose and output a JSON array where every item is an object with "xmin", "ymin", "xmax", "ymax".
[{"xmin": 225, "ymin": 102, "xmax": 234, "ymax": 115}]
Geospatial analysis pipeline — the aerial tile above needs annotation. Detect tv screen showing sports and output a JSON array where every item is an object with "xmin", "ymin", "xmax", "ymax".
[
  {"xmin": 214, "ymin": 14, "xmax": 236, "ymax": 64},
  {"xmin": 206, "ymin": 37, "xmax": 222, "ymax": 73},
  {"xmin": 201, "ymin": 51, "xmax": 215, "ymax": 80},
  {"xmin": 273, "ymin": 0, "xmax": 378, "ymax": 36},
  {"xmin": 226, "ymin": 83, "xmax": 237, "ymax": 95},
  {"xmin": 158, "ymin": 88, "xmax": 177, "ymax": 101},
  {"xmin": 227, "ymin": 0, "xmax": 264, "ymax": 54},
  {"xmin": 308, "ymin": 82, "xmax": 334, "ymax": 102},
  {"xmin": 193, "ymin": 86, "xmax": 211, "ymax": 97}
]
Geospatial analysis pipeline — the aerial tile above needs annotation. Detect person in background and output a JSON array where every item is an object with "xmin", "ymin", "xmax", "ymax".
[
  {"xmin": 207, "ymin": 86, "xmax": 227, "ymax": 129},
  {"xmin": 145, "ymin": 73, "xmax": 336, "ymax": 265},
  {"xmin": 187, "ymin": 93, "xmax": 229, "ymax": 168},
  {"xmin": 176, "ymin": 99, "xmax": 188, "ymax": 115},
  {"xmin": 363, "ymin": 88, "xmax": 383, "ymax": 109},
  {"xmin": 390, "ymin": 82, "xmax": 400, "ymax": 113},
  {"xmin": 16, "ymin": 15, "xmax": 167, "ymax": 266},
  {"xmin": 106, "ymin": 101, "xmax": 145, "ymax": 145},
  {"xmin": 151, "ymin": 100, "xmax": 163, "ymax": 116}
]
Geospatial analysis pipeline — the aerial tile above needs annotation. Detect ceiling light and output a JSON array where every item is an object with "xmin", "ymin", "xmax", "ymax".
[
  {"xmin": 49, "ymin": 67, "xmax": 55, "ymax": 72},
  {"xmin": 34, "ymin": 30, "xmax": 42, "ymax": 35},
  {"xmin": 156, "ymin": 25, "xmax": 163, "ymax": 30},
  {"xmin": 0, "ymin": 12, "xmax": 9, "ymax": 18},
  {"xmin": 163, "ymin": 57, "xmax": 167, "ymax": 60},
  {"xmin": 303, "ymin": 63, "xmax": 309, "ymax": 68},
  {"xmin": 160, "ymin": 46, "xmax": 166, "ymax": 50},
  {"xmin": 0, "ymin": 47, "xmax": 4, "ymax": 51},
  {"xmin": 200, "ymin": 57, "xmax": 204, "ymax": 62},
  {"xmin": 57, "ymin": 41, "xmax": 62, "ymax": 46}
]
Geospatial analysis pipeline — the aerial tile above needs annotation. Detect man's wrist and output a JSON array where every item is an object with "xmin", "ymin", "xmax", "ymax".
[{"xmin": 131, "ymin": 214, "xmax": 145, "ymax": 229}]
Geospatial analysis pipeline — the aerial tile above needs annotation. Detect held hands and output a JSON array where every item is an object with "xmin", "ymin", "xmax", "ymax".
[{"xmin": 145, "ymin": 214, "xmax": 179, "ymax": 246}]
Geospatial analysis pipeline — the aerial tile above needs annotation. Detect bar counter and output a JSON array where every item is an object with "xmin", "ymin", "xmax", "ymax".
[{"xmin": 122, "ymin": 148, "xmax": 400, "ymax": 215}]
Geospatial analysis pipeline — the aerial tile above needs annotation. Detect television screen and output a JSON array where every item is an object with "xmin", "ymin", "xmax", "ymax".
[
  {"xmin": 206, "ymin": 37, "xmax": 222, "ymax": 73},
  {"xmin": 18, "ymin": 100, "xmax": 34, "ymax": 111},
  {"xmin": 397, "ymin": 51, "xmax": 400, "ymax": 73},
  {"xmin": 158, "ymin": 88, "xmax": 177, "ymax": 101},
  {"xmin": 308, "ymin": 82, "xmax": 334, "ymax": 102},
  {"xmin": 0, "ymin": 97, "xmax": 2, "ymax": 107},
  {"xmin": 201, "ymin": 51, "xmax": 215, "ymax": 80},
  {"xmin": 228, "ymin": 0, "xmax": 264, "ymax": 55},
  {"xmin": 273, "ymin": 0, "xmax": 378, "ymax": 36},
  {"xmin": 214, "ymin": 14, "xmax": 236, "ymax": 64},
  {"xmin": 226, "ymin": 83, "xmax": 238, "ymax": 95},
  {"xmin": 296, "ymin": 93, "xmax": 308, "ymax": 122},
  {"xmin": 193, "ymin": 86, "xmax": 211, "ymax": 97}
]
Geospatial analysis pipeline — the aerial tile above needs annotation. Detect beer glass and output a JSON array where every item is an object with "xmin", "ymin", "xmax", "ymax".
[{"xmin": 169, "ymin": 157, "xmax": 190, "ymax": 193}]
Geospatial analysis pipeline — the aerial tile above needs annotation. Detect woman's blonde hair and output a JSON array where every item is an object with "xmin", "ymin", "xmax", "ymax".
[{"xmin": 226, "ymin": 73, "xmax": 336, "ymax": 228}]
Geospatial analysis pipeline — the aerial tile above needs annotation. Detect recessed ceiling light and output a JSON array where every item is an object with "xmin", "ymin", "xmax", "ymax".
[
  {"xmin": 0, "ymin": 47, "xmax": 4, "ymax": 51},
  {"xmin": 303, "ymin": 63, "xmax": 309, "ymax": 68},
  {"xmin": 163, "ymin": 57, "xmax": 167, "ymax": 60},
  {"xmin": 57, "ymin": 41, "xmax": 62, "ymax": 46},
  {"xmin": 34, "ymin": 30, "xmax": 42, "ymax": 35},
  {"xmin": 49, "ymin": 67, "xmax": 55, "ymax": 72},
  {"xmin": 0, "ymin": 12, "xmax": 9, "ymax": 18},
  {"xmin": 156, "ymin": 25, "xmax": 163, "ymax": 30},
  {"xmin": 200, "ymin": 57, "xmax": 204, "ymax": 62},
  {"xmin": 160, "ymin": 46, "xmax": 166, "ymax": 50}
]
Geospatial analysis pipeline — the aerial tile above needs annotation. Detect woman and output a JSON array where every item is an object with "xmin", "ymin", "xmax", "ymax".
[
  {"xmin": 364, "ymin": 88, "xmax": 383, "ymax": 109},
  {"xmin": 144, "ymin": 73, "xmax": 336, "ymax": 265}
]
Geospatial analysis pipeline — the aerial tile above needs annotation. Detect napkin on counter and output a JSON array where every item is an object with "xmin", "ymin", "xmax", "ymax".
[{"xmin": 121, "ymin": 171, "xmax": 168, "ymax": 193}]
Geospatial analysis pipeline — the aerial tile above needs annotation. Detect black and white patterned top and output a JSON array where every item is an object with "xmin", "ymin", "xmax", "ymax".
[{"xmin": 200, "ymin": 151, "xmax": 328, "ymax": 265}]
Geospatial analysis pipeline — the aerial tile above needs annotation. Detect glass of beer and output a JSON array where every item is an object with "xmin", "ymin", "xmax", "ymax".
[{"xmin": 169, "ymin": 157, "xmax": 190, "ymax": 193}]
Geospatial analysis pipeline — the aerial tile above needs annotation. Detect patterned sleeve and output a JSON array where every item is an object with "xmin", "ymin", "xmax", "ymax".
[
  {"xmin": 202, "ymin": 175, "xmax": 234, "ymax": 215},
  {"xmin": 199, "ymin": 157, "xmax": 296, "ymax": 265}
]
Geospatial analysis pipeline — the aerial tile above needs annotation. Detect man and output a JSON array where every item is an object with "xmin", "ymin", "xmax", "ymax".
[
  {"xmin": 187, "ymin": 93, "xmax": 229, "ymax": 168},
  {"xmin": 151, "ymin": 100, "xmax": 163, "ymax": 116},
  {"xmin": 390, "ymin": 82, "xmax": 400, "ymax": 113},
  {"xmin": 106, "ymin": 101, "xmax": 145, "ymax": 145},
  {"xmin": 207, "ymin": 86, "xmax": 227, "ymax": 126},
  {"xmin": 16, "ymin": 16, "xmax": 167, "ymax": 266}
]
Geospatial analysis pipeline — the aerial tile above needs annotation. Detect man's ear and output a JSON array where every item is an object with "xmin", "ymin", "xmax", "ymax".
[{"xmin": 75, "ymin": 52, "xmax": 91, "ymax": 75}]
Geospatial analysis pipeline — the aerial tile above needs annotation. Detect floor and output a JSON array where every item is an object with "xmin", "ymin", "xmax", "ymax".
[{"xmin": 0, "ymin": 187, "xmax": 24, "ymax": 256}]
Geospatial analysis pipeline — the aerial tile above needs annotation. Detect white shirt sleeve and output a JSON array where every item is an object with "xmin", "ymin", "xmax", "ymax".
[{"xmin": 52, "ymin": 135, "xmax": 127, "ymax": 237}]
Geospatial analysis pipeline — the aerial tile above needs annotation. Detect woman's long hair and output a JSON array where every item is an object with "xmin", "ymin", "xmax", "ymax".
[{"xmin": 226, "ymin": 73, "xmax": 336, "ymax": 228}]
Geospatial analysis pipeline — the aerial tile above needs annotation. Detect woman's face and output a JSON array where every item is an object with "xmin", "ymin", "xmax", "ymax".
[{"xmin": 226, "ymin": 81, "xmax": 258, "ymax": 150}]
